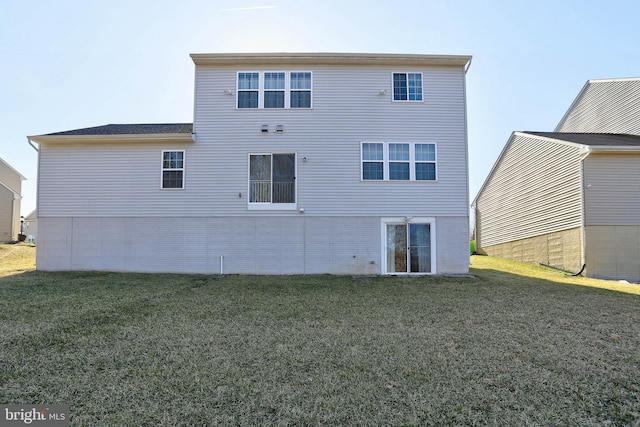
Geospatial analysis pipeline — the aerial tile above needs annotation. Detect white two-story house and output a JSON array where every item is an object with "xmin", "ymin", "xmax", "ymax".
[{"xmin": 28, "ymin": 53, "xmax": 472, "ymax": 275}]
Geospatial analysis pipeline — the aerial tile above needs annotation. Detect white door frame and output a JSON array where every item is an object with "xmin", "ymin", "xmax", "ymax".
[{"xmin": 381, "ymin": 217, "xmax": 436, "ymax": 275}]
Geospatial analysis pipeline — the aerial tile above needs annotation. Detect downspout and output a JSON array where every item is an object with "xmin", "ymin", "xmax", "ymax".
[
  {"xmin": 464, "ymin": 57, "xmax": 472, "ymax": 75},
  {"xmin": 27, "ymin": 137, "xmax": 39, "ymax": 152},
  {"xmin": 27, "ymin": 137, "xmax": 40, "ymax": 245},
  {"xmin": 577, "ymin": 146, "xmax": 592, "ymax": 276}
]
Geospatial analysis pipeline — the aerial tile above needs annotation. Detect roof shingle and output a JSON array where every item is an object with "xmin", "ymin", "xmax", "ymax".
[
  {"xmin": 46, "ymin": 123, "xmax": 193, "ymax": 136},
  {"xmin": 525, "ymin": 132, "xmax": 640, "ymax": 147}
]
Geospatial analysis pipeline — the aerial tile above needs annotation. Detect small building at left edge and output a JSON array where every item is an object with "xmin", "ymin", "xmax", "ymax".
[{"xmin": 0, "ymin": 157, "xmax": 26, "ymax": 242}]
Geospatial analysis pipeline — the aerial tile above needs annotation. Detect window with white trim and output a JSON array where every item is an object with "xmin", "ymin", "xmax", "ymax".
[
  {"xmin": 237, "ymin": 72, "xmax": 312, "ymax": 109},
  {"xmin": 238, "ymin": 72, "xmax": 259, "ymax": 108},
  {"xmin": 392, "ymin": 72, "xmax": 423, "ymax": 101},
  {"xmin": 161, "ymin": 150, "xmax": 184, "ymax": 189},
  {"xmin": 361, "ymin": 142, "xmax": 436, "ymax": 181},
  {"xmin": 249, "ymin": 153, "xmax": 296, "ymax": 208}
]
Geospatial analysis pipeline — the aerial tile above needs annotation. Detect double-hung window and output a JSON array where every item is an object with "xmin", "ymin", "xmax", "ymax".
[
  {"xmin": 290, "ymin": 72, "xmax": 312, "ymax": 108},
  {"xmin": 249, "ymin": 153, "xmax": 296, "ymax": 208},
  {"xmin": 361, "ymin": 142, "xmax": 436, "ymax": 181},
  {"xmin": 264, "ymin": 72, "xmax": 285, "ymax": 108},
  {"xmin": 161, "ymin": 150, "xmax": 185, "ymax": 189},
  {"xmin": 392, "ymin": 72, "xmax": 423, "ymax": 101},
  {"xmin": 238, "ymin": 73, "xmax": 259, "ymax": 108},
  {"xmin": 237, "ymin": 72, "xmax": 312, "ymax": 108}
]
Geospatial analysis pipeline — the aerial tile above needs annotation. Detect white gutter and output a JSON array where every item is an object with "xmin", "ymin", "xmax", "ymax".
[
  {"xmin": 28, "ymin": 133, "xmax": 195, "ymax": 145},
  {"xmin": 27, "ymin": 137, "xmax": 39, "ymax": 152},
  {"xmin": 588, "ymin": 145, "xmax": 640, "ymax": 153}
]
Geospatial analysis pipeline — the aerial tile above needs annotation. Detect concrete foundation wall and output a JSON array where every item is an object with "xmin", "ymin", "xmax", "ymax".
[
  {"xmin": 585, "ymin": 226, "xmax": 640, "ymax": 283},
  {"xmin": 477, "ymin": 227, "xmax": 583, "ymax": 273}
]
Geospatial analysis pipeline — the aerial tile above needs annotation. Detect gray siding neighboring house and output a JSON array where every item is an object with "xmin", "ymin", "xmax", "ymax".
[
  {"xmin": 556, "ymin": 78, "xmax": 640, "ymax": 134},
  {"xmin": 29, "ymin": 53, "xmax": 472, "ymax": 275},
  {"xmin": 474, "ymin": 77, "xmax": 640, "ymax": 282},
  {"xmin": 23, "ymin": 209, "xmax": 37, "ymax": 243},
  {"xmin": 0, "ymin": 158, "xmax": 26, "ymax": 242}
]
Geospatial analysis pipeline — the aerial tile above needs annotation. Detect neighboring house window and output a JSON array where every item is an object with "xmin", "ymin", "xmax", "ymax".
[
  {"xmin": 237, "ymin": 72, "xmax": 312, "ymax": 109},
  {"xmin": 361, "ymin": 142, "xmax": 436, "ymax": 181},
  {"xmin": 161, "ymin": 150, "xmax": 185, "ymax": 189},
  {"xmin": 249, "ymin": 153, "xmax": 296, "ymax": 207},
  {"xmin": 393, "ymin": 73, "xmax": 423, "ymax": 101}
]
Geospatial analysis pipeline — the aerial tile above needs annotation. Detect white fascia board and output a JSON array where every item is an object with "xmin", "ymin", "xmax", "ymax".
[
  {"xmin": 514, "ymin": 131, "xmax": 588, "ymax": 151},
  {"xmin": 28, "ymin": 133, "xmax": 195, "ymax": 145},
  {"xmin": 191, "ymin": 52, "xmax": 472, "ymax": 69},
  {"xmin": 588, "ymin": 145, "xmax": 640, "ymax": 153}
]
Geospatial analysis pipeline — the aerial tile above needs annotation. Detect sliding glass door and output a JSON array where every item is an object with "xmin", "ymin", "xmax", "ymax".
[{"xmin": 385, "ymin": 222, "xmax": 432, "ymax": 274}]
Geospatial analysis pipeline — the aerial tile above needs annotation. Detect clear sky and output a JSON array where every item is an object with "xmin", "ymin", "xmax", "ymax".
[{"xmin": 2, "ymin": 0, "xmax": 639, "ymax": 216}]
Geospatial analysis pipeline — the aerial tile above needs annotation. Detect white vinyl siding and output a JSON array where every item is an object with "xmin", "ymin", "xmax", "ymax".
[
  {"xmin": 583, "ymin": 153, "xmax": 640, "ymax": 225},
  {"xmin": 38, "ymin": 65, "xmax": 469, "ymax": 218},
  {"xmin": 0, "ymin": 185, "xmax": 13, "ymax": 241},
  {"xmin": 475, "ymin": 134, "xmax": 584, "ymax": 248},
  {"xmin": 0, "ymin": 163, "xmax": 22, "ymax": 194},
  {"xmin": 556, "ymin": 78, "xmax": 640, "ymax": 135}
]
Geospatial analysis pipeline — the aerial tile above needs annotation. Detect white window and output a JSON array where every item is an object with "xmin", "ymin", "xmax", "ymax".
[
  {"xmin": 392, "ymin": 72, "xmax": 423, "ymax": 101},
  {"xmin": 238, "ymin": 72, "xmax": 259, "ymax": 108},
  {"xmin": 161, "ymin": 150, "xmax": 184, "ymax": 189},
  {"xmin": 361, "ymin": 142, "xmax": 436, "ymax": 181},
  {"xmin": 237, "ymin": 72, "xmax": 312, "ymax": 109},
  {"xmin": 249, "ymin": 153, "xmax": 296, "ymax": 209}
]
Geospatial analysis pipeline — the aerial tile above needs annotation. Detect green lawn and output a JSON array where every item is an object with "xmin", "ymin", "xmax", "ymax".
[{"xmin": 1, "ymin": 246, "xmax": 639, "ymax": 425}]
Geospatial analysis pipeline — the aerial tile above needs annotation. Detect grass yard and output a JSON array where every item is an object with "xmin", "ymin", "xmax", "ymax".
[
  {"xmin": 1, "ymin": 246, "xmax": 639, "ymax": 426},
  {"xmin": 0, "ymin": 243, "xmax": 35, "ymax": 277}
]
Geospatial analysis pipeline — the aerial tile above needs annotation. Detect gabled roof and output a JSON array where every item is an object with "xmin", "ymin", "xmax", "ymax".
[{"xmin": 29, "ymin": 123, "xmax": 194, "ymax": 145}]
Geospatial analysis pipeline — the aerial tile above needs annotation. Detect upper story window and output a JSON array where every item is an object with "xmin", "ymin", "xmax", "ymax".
[
  {"xmin": 361, "ymin": 142, "xmax": 436, "ymax": 181},
  {"xmin": 392, "ymin": 73, "xmax": 423, "ymax": 101},
  {"xmin": 161, "ymin": 150, "xmax": 185, "ymax": 189},
  {"xmin": 238, "ymin": 73, "xmax": 259, "ymax": 108},
  {"xmin": 237, "ymin": 72, "xmax": 312, "ymax": 109}
]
